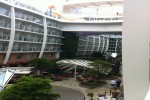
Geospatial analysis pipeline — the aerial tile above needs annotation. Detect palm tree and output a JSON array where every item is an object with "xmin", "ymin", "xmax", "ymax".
[
  {"xmin": 87, "ymin": 92, "xmax": 94, "ymax": 100},
  {"xmin": 89, "ymin": 60, "xmax": 111, "ymax": 83}
]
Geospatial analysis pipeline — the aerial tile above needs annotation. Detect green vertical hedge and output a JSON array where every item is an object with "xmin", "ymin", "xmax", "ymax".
[{"xmin": 60, "ymin": 32, "xmax": 79, "ymax": 59}]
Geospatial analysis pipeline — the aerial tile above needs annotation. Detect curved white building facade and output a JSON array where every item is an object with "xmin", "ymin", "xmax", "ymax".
[
  {"xmin": 0, "ymin": 0, "xmax": 123, "ymax": 67},
  {"xmin": 0, "ymin": 0, "xmax": 62, "ymax": 66},
  {"xmin": 77, "ymin": 35, "xmax": 122, "ymax": 56}
]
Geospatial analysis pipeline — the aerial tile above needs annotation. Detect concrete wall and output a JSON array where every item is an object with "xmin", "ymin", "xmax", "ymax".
[
  {"xmin": 61, "ymin": 22, "xmax": 122, "ymax": 32},
  {"xmin": 122, "ymin": 0, "xmax": 150, "ymax": 100}
]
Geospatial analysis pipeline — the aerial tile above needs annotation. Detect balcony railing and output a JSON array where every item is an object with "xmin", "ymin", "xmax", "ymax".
[
  {"xmin": 60, "ymin": 12, "xmax": 123, "ymax": 22},
  {"xmin": 0, "ymin": 8, "xmax": 10, "ymax": 17},
  {"xmin": 15, "ymin": 14, "xmax": 43, "ymax": 25},
  {"xmin": 47, "ymin": 21, "xmax": 61, "ymax": 29},
  {"xmin": 12, "ymin": 46, "xmax": 41, "ymax": 51},
  {"xmin": 0, "ymin": 21, "xmax": 10, "ymax": 28},
  {"xmin": 0, "ymin": 46, "xmax": 8, "ymax": 51},
  {"xmin": 44, "ymin": 47, "xmax": 61, "ymax": 52},
  {"xmin": 15, "ymin": 24, "xmax": 44, "ymax": 34},
  {"xmin": 47, "ymin": 40, "xmax": 62, "ymax": 44},
  {"xmin": 14, "ymin": 35, "xmax": 43, "ymax": 42},
  {"xmin": 0, "ymin": 34, "xmax": 10, "ymax": 40}
]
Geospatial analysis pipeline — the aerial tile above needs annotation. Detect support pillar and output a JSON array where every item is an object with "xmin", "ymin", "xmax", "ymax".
[{"xmin": 123, "ymin": 0, "xmax": 150, "ymax": 99}]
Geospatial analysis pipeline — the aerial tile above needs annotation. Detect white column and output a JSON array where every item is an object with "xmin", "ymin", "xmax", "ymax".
[
  {"xmin": 101, "ymin": 36, "xmax": 105, "ymax": 53},
  {"xmin": 74, "ymin": 65, "xmax": 77, "ymax": 79},
  {"xmin": 83, "ymin": 36, "xmax": 89, "ymax": 55},
  {"xmin": 97, "ymin": 35, "xmax": 101, "ymax": 52},
  {"xmin": 83, "ymin": 67, "xmax": 85, "ymax": 75},
  {"xmin": 39, "ymin": 17, "xmax": 47, "ymax": 58},
  {"xmin": 3, "ymin": 7, "xmax": 15, "ymax": 64},
  {"xmin": 91, "ymin": 36, "xmax": 96, "ymax": 54},
  {"xmin": 55, "ymin": 52, "xmax": 60, "ymax": 59},
  {"xmin": 123, "ymin": 0, "xmax": 150, "ymax": 100},
  {"xmin": 114, "ymin": 38, "xmax": 118, "ymax": 53},
  {"xmin": 105, "ymin": 37, "xmax": 109, "ymax": 53}
]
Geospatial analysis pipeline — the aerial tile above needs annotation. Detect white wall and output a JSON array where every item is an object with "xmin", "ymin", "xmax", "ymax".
[
  {"xmin": 61, "ymin": 22, "xmax": 122, "ymax": 32},
  {"xmin": 122, "ymin": 0, "xmax": 150, "ymax": 100}
]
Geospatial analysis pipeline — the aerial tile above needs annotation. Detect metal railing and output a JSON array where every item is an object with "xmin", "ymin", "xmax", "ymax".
[
  {"xmin": 0, "ymin": 46, "xmax": 8, "ymax": 51},
  {"xmin": 0, "ymin": 21, "xmax": 11, "ymax": 28},
  {"xmin": 12, "ymin": 46, "xmax": 41, "ymax": 51},
  {"xmin": 14, "ymin": 35, "xmax": 43, "ymax": 42},
  {"xmin": 0, "ymin": 35, "xmax": 10, "ymax": 40},
  {"xmin": 60, "ymin": 16, "xmax": 123, "ymax": 22}
]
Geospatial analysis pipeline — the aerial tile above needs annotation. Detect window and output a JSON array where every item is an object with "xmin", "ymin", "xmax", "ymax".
[
  {"xmin": 27, "ymin": 53, "xmax": 33, "ymax": 59},
  {"xmin": 16, "ymin": 54, "xmax": 23, "ymax": 59}
]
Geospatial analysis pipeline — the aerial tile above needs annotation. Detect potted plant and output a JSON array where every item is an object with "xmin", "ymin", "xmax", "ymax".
[{"xmin": 87, "ymin": 92, "xmax": 94, "ymax": 100}]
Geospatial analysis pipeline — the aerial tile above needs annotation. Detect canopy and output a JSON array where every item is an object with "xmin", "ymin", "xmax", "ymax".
[{"xmin": 0, "ymin": 67, "xmax": 33, "ymax": 91}]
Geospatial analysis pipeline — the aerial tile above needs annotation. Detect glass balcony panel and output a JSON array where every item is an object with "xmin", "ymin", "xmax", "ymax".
[
  {"xmin": 25, "ymin": 26, "xmax": 31, "ymax": 31},
  {"xmin": 0, "ymin": 46, "xmax": 7, "ymax": 51},
  {"xmin": 23, "ymin": 36, "xmax": 29, "ymax": 41},
  {"xmin": 4, "ymin": 22, "xmax": 10, "ymax": 28},
  {"xmin": 0, "ymin": 34, "xmax": 9, "ymax": 40},
  {"xmin": 15, "ymin": 12, "xmax": 21, "ymax": 18},
  {"xmin": 34, "ymin": 18, "xmax": 42, "ymax": 24},
  {"xmin": 20, "ymin": 25, "xmax": 25, "ymax": 30},
  {"xmin": 12, "ymin": 47, "xmax": 22, "ymax": 51},
  {"xmin": 0, "ymin": 8, "xmax": 6, "ymax": 15},
  {"xmin": 26, "ymin": 15, "xmax": 33, "ymax": 21},
  {"xmin": 0, "ymin": 21, "xmax": 4, "ymax": 27},
  {"xmin": 22, "ymin": 47, "xmax": 29, "ymax": 51},
  {"xmin": 21, "ymin": 14, "xmax": 26, "ymax": 19}
]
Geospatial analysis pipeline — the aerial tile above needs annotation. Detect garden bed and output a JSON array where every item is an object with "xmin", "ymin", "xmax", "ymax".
[{"xmin": 80, "ymin": 80, "xmax": 107, "ymax": 89}]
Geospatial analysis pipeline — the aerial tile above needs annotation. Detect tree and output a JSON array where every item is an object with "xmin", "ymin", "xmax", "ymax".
[
  {"xmin": 87, "ymin": 92, "xmax": 94, "ymax": 100},
  {"xmin": 89, "ymin": 60, "xmax": 111, "ymax": 83},
  {"xmin": 90, "ymin": 52, "xmax": 105, "ymax": 60},
  {"xmin": 0, "ymin": 76, "xmax": 60, "ymax": 100},
  {"xmin": 30, "ymin": 58, "xmax": 55, "ymax": 75},
  {"xmin": 115, "ymin": 53, "xmax": 122, "ymax": 75}
]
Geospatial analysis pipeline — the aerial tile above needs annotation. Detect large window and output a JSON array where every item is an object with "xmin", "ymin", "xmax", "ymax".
[{"xmin": 16, "ymin": 54, "xmax": 23, "ymax": 59}]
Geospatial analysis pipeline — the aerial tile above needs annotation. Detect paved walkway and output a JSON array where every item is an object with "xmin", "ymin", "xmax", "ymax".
[
  {"xmin": 51, "ymin": 78, "xmax": 113, "ymax": 100},
  {"xmin": 52, "ymin": 86, "xmax": 84, "ymax": 100}
]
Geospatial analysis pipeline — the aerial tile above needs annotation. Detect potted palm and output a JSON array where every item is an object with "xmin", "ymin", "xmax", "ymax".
[{"xmin": 87, "ymin": 92, "xmax": 94, "ymax": 100}]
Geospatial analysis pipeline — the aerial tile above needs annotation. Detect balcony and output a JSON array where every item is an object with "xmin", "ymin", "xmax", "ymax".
[
  {"xmin": 15, "ymin": 24, "xmax": 44, "ymax": 34},
  {"xmin": 47, "ymin": 21, "xmax": 61, "ymax": 29},
  {"xmin": 12, "ymin": 46, "xmax": 41, "ymax": 52},
  {"xmin": 15, "ymin": 14, "xmax": 43, "ymax": 25},
  {"xmin": 46, "ymin": 38, "xmax": 62, "ymax": 44},
  {"xmin": 44, "ymin": 47, "xmax": 60, "ymax": 52},
  {"xmin": 0, "ymin": 34, "xmax": 10, "ymax": 40},
  {"xmin": 0, "ymin": 46, "xmax": 7, "ymax": 51},
  {"xmin": 0, "ymin": 21, "xmax": 10, "ymax": 29},
  {"xmin": 14, "ymin": 35, "xmax": 43, "ymax": 43},
  {"xmin": 0, "ymin": 7, "xmax": 10, "ymax": 17}
]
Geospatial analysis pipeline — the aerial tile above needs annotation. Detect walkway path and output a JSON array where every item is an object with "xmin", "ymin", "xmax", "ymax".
[
  {"xmin": 51, "ymin": 78, "xmax": 112, "ymax": 100},
  {"xmin": 52, "ymin": 86, "xmax": 84, "ymax": 100}
]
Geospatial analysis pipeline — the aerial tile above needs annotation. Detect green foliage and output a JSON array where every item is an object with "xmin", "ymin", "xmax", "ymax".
[
  {"xmin": 60, "ymin": 32, "xmax": 79, "ymax": 59},
  {"xmin": 90, "ymin": 52, "xmax": 105, "ymax": 60},
  {"xmin": 30, "ymin": 58, "xmax": 56, "ymax": 75},
  {"xmin": 0, "ymin": 76, "xmax": 60, "ymax": 100},
  {"xmin": 116, "ymin": 53, "xmax": 122, "ymax": 62},
  {"xmin": 90, "ymin": 60, "xmax": 111, "ymax": 74},
  {"xmin": 87, "ymin": 92, "xmax": 94, "ymax": 100},
  {"xmin": 89, "ymin": 60, "xmax": 111, "ymax": 82},
  {"xmin": 81, "ymin": 80, "xmax": 106, "ymax": 86},
  {"xmin": 30, "ymin": 58, "xmax": 53, "ymax": 69}
]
